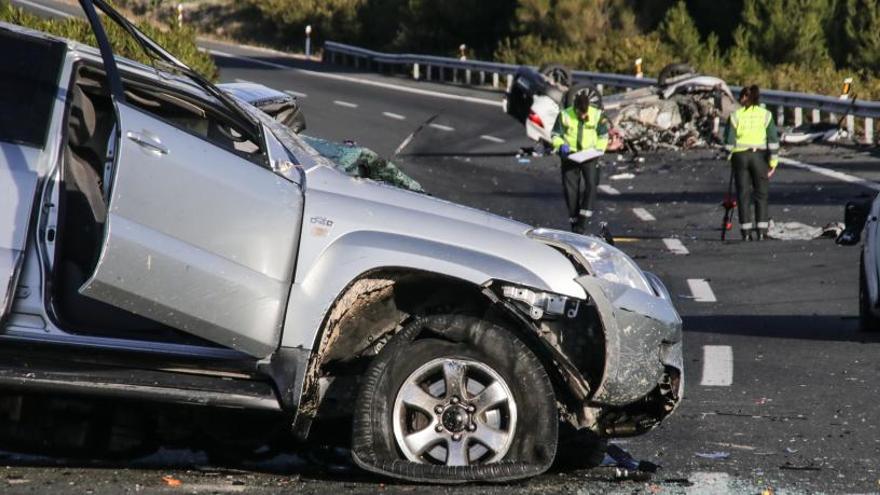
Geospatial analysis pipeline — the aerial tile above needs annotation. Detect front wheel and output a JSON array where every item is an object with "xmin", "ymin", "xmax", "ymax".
[{"xmin": 351, "ymin": 314, "xmax": 558, "ymax": 483}]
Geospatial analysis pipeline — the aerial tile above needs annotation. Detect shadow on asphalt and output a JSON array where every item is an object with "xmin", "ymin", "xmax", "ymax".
[{"xmin": 683, "ymin": 314, "xmax": 880, "ymax": 342}]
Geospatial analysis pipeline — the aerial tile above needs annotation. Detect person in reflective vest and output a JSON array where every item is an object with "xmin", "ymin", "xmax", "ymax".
[
  {"xmin": 724, "ymin": 85, "xmax": 780, "ymax": 241},
  {"xmin": 551, "ymin": 92, "xmax": 609, "ymax": 234}
]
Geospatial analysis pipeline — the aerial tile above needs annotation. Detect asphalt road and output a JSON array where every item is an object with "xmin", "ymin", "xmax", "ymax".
[{"xmin": 7, "ymin": 1, "xmax": 880, "ymax": 493}]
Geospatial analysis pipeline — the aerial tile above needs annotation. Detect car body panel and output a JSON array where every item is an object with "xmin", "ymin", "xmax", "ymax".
[
  {"xmin": 575, "ymin": 274, "xmax": 683, "ymax": 406},
  {"xmin": 80, "ymin": 103, "xmax": 304, "ymax": 358},
  {"xmin": 280, "ymin": 163, "xmax": 587, "ymax": 349},
  {"xmin": 863, "ymin": 196, "xmax": 880, "ymax": 313},
  {"xmin": 0, "ymin": 28, "xmax": 71, "ymax": 326}
]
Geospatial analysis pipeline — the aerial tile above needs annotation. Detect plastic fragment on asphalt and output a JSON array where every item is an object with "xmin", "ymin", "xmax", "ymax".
[
  {"xmin": 695, "ymin": 451, "xmax": 730, "ymax": 460},
  {"xmin": 162, "ymin": 475, "xmax": 182, "ymax": 487},
  {"xmin": 609, "ymin": 173, "xmax": 635, "ymax": 180},
  {"xmin": 767, "ymin": 221, "xmax": 845, "ymax": 241}
]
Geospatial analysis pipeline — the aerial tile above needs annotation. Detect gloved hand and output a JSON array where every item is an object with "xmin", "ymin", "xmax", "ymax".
[
  {"xmin": 768, "ymin": 157, "xmax": 778, "ymax": 178},
  {"xmin": 559, "ymin": 144, "xmax": 571, "ymax": 157}
]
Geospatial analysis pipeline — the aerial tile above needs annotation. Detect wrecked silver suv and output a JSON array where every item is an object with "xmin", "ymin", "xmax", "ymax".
[{"xmin": 0, "ymin": 0, "xmax": 682, "ymax": 483}]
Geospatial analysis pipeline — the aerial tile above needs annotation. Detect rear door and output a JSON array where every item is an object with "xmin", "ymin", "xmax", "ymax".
[
  {"xmin": 0, "ymin": 28, "xmax": 67, "ymax": 326},
  {"xmin": 76, "ymin": 0, "xmax": 303, "ymax": 357}
]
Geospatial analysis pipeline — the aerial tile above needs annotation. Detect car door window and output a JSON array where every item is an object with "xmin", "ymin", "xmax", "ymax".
[{"xmin": 121, "ymin": 79, "xmax": 267, "ymax": 166}]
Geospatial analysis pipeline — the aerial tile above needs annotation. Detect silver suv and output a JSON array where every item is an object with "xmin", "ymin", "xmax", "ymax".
[{"xmin": 0, "ymin": 0, "xmax": 682, "ymax": 482}]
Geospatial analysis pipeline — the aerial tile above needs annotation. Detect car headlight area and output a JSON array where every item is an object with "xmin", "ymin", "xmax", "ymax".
[{"xmin": 528, "ymin": 228, "xmax": 654, "ymax": 295}]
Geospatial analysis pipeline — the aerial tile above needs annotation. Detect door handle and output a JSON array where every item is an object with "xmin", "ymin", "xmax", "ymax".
[{"xmin": 127, "ymin": 131, "xmax": 168, "ymax": 156}]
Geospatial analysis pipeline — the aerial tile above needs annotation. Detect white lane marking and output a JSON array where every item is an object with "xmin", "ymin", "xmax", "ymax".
[
  {"xmin": 480, "ymin": 135, "xmax": 505, "ymax": 143},
  {"xmin": 333, "ymin": 100, "xmax": 358, "ymax": 108},
  {"xmin": 632, "ymin": 207, "xmax": 656, "ymax": 221},
  {"xmin": 701, "ymin": 346, "xmax": 733, "ymax": 386},
  {"xmin": 284, "ymin": 90, "xmax": 308, "ymax": 98},
  {"xmin": 663, "ymin": 238, "xmax": 689, "ymax": 255},
  {"xmin": 779, "ymin": 157, "xmax": 880, "ymax": 191},
  {"xmin": 207, "ymin": 49, "xmax": 503, "ymax": 107},
  {"xmin": 429, "ymin": 123, "xmax": 455, "ymax": 132},
  {"xmin": 382, "ymin": 111, "xmax": 406, "ymax": 120},
  {"xmin": 598, "ymin": 185, "xmax": 620, "ymax": 195},
  {"xmin": 13, "ymin": 0, "xmax": 72, "ymax": 17},
  {"xmin": 688, "ymin": 279, "xmax": 717, "ymax": 303}
]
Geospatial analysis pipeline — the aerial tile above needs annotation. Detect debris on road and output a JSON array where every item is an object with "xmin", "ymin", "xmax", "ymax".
[
  {"xmin": 162, "ymin": 475, "xmax": 182, "ymax": 487},
  {"xmin": 694, "ymin": 451, "xmax": 730, "ymax": 460},
  {"xmin": 609, "ymin": 172, "xmax": 636, "ymax": 180},
  {"xmin": 782, "ymin": 123, "xmax": 850, "ymax": 145},
  {"xmin": 767, "ymin": 221, "xmax": 845, "ymax": 240}
]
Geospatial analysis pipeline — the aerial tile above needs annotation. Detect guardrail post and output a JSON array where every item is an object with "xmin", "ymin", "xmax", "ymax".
[
  {"xmin": 597, "ymin": 84, "xmax": 604, "ymax": 95},
  {"xmin": 427, "ymin": 65, "xmax": 433, "ymax": 81},
  {"xmin": 413, "ymin": 63, "xmax": 420, "ymax": 80},
  {"xmin": 465, "ymin": 69, "xmax": 472, "ymax": 85},
  {"xmin": 479, "ymin": 71, "xmax": 485, "ymax": 86},
  {"xmin": 812, "ymin": 109, "xmax": 821, "ymax": 123},
  {"xmin": 865, "ymin": 118, "xmax": 874, "ymax": 145},
  {"xmin": 847, "ymin": 115, "xmax": 855, "ymax": 137},
  {"xmin": 776, "ymin": 106, "xmax": 784, "ymax": 127},
  {"xmin": 506, "ymin": 74, "xmax": 513, "ymax": 91},
  {"xmin": 492, "ymin": 72, "xmax": 499, "ymax": 88},
  {"xmin": 794, "ymin": 107, "xmax": 803, "ymax": 127}
]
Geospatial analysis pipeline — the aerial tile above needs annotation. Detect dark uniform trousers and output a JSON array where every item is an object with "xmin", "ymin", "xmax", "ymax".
[
  {"xmin": 561, "ymin": 158, "xmax": 600, "ymax": 222},
  {"xmin": 731, "ymin": 150, "xmax": 769, "ymax": 230}
]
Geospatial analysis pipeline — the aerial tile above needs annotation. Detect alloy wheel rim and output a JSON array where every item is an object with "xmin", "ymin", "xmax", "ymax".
[{"xmin": 392, "ymin": 357, "xmax": 517, "ymax": 466}]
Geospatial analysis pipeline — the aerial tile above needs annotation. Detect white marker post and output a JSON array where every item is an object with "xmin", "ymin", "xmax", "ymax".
[{"xmin": 305, "ymin": 25, "xmax": 312, "ymax": 58}]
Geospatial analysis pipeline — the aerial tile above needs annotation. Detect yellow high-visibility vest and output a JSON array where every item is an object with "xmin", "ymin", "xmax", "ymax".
[{"xmin": 552, "ymin": 106, "xmax": 608, "ymax": 152}]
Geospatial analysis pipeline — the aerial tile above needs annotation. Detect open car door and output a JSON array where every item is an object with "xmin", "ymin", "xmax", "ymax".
[{"xmin": 76, "ymin": 0, "xmax": 303, "ymax": 358}]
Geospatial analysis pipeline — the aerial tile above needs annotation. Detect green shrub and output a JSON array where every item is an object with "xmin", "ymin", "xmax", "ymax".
[{"xmin": 0, "ymin": 0, "xmax": 217, "ymax": 80}]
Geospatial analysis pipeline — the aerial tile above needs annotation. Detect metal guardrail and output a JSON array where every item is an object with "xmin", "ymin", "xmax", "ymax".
[{"xmin": 324, "ymin": 41, "xmax": 879, "ymax": 144}]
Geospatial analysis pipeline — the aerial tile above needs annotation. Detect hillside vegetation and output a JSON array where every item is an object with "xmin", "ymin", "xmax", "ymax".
[
  {"xmin": 246, "ymin": 0, "xmax": 880, "ymax": 99},
  {"xmin": 0, "ymin": 0, "xmax": 217, "ymax": 80}
]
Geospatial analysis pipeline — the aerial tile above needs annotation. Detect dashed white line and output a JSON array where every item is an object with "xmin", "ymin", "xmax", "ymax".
[
  {"xmin": 663, "ymin": 238, "xmax": 689, "ymax": 255},
  {"xmin": 382, "ymin": 111, "xmax": 406, "ymax": 120},
  {"xmin": 429, "ymin": 123, "xmax": 455, "ymax": 132},
  {"xmin": 284, "ymin": 90, "xmax": 308, "ymax": 98},
  {"xmin": 13, "ymin": 0, "xmax": 72, "ymax": 18},
  {"xmin": 779, "ymin": 157, "xmax": 880, "ymax": 191},
  {"xmin": 687, "ymin": 278, "xmax": 717, "ymax": 303},
  {"xmin": 598, "ymin": 185, "xmax": 620, "ymax": 195},
  {"xmin": 701, "ymin": 345, "xmax": 733, "ymax": 386},
  {"xmin": 333, "ymin": 100, "xmax": 358, "ymax": 108},
  {"xmin": 207, "ymin": 49, "xmax": 503, "ymax": 107},
  {"xmin": 632, "ymin": 207, "xmax": 656, "ymax": 221},
  {"xmin": 480, "ymin": 135, "xmax": 505, "ymax": 143}
]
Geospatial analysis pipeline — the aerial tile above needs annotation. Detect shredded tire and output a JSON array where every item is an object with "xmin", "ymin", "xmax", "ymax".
[{"xmin": 351, "ymin": 314, "xmax": 558, "ymax": 483}]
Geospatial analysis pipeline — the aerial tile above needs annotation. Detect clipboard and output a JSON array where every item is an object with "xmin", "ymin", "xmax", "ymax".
[{"xmin": 567, "ymin": 149, "xmax": 604, "ymax": 163}]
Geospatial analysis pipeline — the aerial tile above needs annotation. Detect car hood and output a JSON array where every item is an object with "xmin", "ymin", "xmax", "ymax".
[{"xmin": 305, "ymin": 164, "xmax": 531, "ymax": 236}]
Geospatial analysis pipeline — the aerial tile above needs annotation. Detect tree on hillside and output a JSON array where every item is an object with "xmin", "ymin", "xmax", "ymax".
[
  {"xmin": 736, "ymin": 0, "xmax": 833, "ymax": 67},
  {"xmin": 395, "ymin": 0, "xmax": 516, "ymax": 57},
  {"xmin": 247, "ymin": 0, "xmax": 367, "ymax": 43},
  {"xmin": 844, "ymin": 0, "xmax": 880, "ymax": 73}
]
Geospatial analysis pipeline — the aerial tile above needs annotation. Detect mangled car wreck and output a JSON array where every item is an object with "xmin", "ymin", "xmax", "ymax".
[
  {"xmin": 505, "ymin": 63, "xmax": 737, "ymax": 152},
  {"xmin": 0, "ymin": 0, "xmax": 682, "ymax": 483}
]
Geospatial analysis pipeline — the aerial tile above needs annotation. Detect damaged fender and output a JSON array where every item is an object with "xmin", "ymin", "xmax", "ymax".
[{"xmin": 576, "ymin": 274, "xmax": 683, "ymax": 406}]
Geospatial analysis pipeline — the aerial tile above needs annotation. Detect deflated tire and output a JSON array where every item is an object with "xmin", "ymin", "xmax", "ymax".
[{"xmin": 351, "ymin": 314, "xmax": 557, "ymax": 483}]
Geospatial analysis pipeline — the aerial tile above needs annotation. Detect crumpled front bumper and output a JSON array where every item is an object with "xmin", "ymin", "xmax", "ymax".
[{"xmin": 575, "ymin": 272, "xmax": 683, "ymax": 409}]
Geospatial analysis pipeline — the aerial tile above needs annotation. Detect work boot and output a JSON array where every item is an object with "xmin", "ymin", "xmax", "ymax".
[
  {"xmin": 756, "ymin": 229, "xmax": 766, "ymax": 241},
  {"xmin": 741, "ymin": 230, "xmax": 753, "ymax": 241}
]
